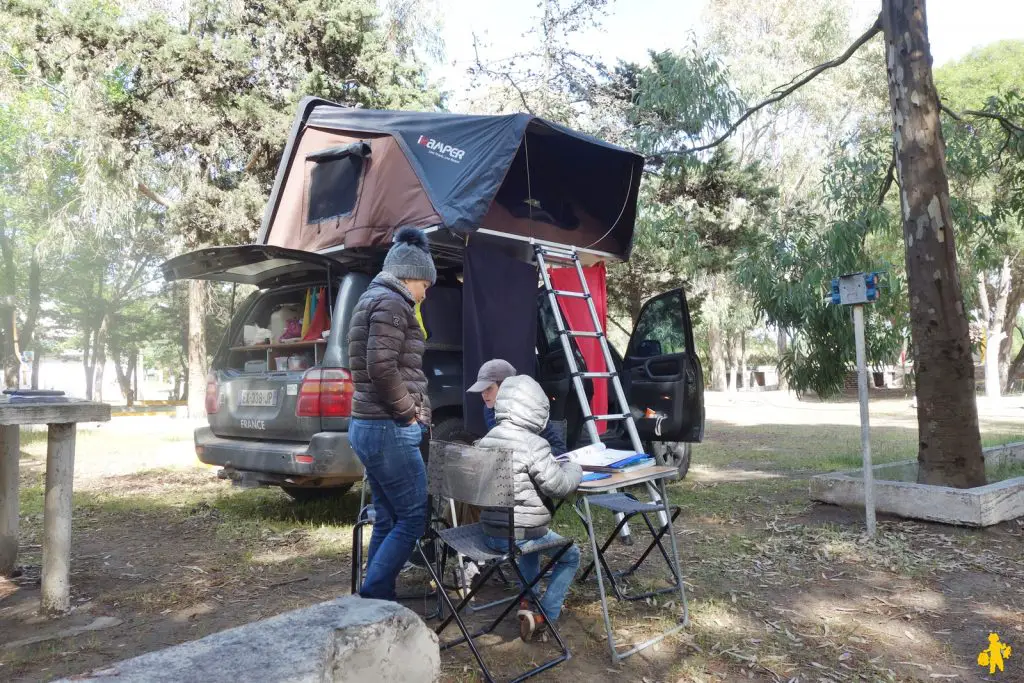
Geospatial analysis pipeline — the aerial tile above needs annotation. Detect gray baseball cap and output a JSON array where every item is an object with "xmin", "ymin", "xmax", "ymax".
[{"xmin": 467, "ymin": 359, "xmax": 517, "ymax": 393}]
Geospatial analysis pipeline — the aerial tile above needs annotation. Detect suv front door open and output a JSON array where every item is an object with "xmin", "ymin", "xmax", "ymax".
[{"xmin": 622, "ymin": 288, "xmax": 704, "ymax": 443}]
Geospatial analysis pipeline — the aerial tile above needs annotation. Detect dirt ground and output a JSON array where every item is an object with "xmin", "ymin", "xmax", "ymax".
[{"xmin": 2, "ymin": 395, "xmax": 1023, "ymax": 682}]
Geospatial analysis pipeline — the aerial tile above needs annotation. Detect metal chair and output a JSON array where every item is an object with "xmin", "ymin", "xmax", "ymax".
[
  {"xmin": 417, "ymin": 440, "xmax": 572, "ymax": 683},
  {"xmin": 350, "ymin": 472, "xmax": 448, "ymax": 618},
  {"xmin": 453, "ymin": 419, "xmax": 569, "ymax": 614}
]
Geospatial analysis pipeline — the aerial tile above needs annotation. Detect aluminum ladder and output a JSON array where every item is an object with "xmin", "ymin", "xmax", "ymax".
[
  {"xmin": 535, "ymin": 243, "xmax": 644, "ymax": 453},
  {"xmin": 534, "ymin": 243, "xmax": 669, "ymax": 534}
]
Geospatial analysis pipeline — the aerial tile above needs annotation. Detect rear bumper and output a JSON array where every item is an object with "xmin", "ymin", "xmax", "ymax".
[{"xmin": 194, "ymin": 427, "xmax": 363, "ymax": 484}]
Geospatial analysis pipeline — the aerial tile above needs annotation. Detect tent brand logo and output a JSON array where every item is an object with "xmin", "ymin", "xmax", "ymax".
[{"xmin": 417, "ymin": 135, "xmax": 465, "ymax": 163}]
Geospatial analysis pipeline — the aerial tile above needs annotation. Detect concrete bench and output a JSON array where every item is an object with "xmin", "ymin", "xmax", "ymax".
[{"xmin": 58, "ymin": 597, "xmax": 440, "ymax": 683}]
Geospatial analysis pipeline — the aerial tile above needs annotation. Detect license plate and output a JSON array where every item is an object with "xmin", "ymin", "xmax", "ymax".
[{"xmin": 238, "ymin": 389, "xmax": 276, "ymax": 407}]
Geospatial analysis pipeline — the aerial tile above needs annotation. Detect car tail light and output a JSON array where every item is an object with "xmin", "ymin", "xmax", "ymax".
[
  {"xmin": 205, "ymin": 372, "xmax": 219, "ymax": 414},
  {"xmin": 296, "ymin": 368, "xmax": 354, "ymax": 418}
]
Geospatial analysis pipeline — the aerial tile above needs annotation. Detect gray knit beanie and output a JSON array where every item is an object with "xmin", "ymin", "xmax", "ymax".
[{"xmin": 382, "ymin": 227, "xmax": 437, "ymax": 285}]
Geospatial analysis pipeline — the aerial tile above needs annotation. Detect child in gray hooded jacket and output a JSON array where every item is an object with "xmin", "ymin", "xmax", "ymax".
[{"xmin": 477, "ymin": 375, "xmax": 583, "ymax": 642}]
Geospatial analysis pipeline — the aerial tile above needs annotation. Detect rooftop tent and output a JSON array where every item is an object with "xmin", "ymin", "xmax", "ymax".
[{"xmin": 257, "ymin": 98, "xmax": 644, "ymax": 262}]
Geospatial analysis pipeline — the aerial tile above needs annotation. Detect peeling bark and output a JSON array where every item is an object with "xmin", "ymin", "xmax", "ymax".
[
  {"xmin": 882, "ymin": 0, "xmax": 985, "ymax": 487},
  {"xmin": 187, "ymin": 279, "xmax": 208, "ymax": 418}
]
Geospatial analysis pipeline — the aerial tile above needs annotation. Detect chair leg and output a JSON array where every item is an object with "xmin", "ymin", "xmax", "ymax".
[
  {"xmin": 429, "ymin": 543, "xmax": 573, "ymax": 682},
  {"xmin": 351, "ymin": 520, "xmax": 367, "ymax": 595},
  {"xmin": 418, "ymin": 541, "xmax": 497, "ymax": 682}
]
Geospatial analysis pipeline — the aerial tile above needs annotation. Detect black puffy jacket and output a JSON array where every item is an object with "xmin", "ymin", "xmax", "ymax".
[{"xmin": 347, "ymin": 272, "xmax": 431, "ymax": 424}]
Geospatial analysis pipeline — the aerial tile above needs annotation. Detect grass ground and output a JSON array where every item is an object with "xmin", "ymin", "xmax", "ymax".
[{"xmin": 2, "ymin": 396, "xmax": 1023, "ymax": 682}]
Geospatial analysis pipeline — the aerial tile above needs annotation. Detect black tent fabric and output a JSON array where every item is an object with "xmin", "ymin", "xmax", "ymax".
[
  {"xmin": 258, "ymin": 98, "xmax": 644, "ymax": 260},
  {"xmin": 462, "ymin": 245, "xmax": 539, "ymax": 436}
]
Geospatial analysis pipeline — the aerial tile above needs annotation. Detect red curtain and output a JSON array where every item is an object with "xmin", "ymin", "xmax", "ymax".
[{"xmin": 550, "ymin": 263, "xmax": 608, "ymax": 434}]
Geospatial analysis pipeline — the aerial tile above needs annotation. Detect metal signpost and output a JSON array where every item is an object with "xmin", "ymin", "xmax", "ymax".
[{"xmin": 830, "ymin": 272, "xmax": 882, "ymax": 537}]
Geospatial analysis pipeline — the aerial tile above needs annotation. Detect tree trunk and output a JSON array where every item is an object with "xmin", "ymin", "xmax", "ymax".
[
  {"xmin": 187, "ymin": 279, "xmax": 208, "ymax": 418},
  {"xmin": 31, "ymin": 346, "xmax": 40, "ymax": 390},
  {"xmin": 110, "ymin": 342, "xmax": 134, "ymax": 407},
  {"xmin": 776, "ymin": 327, "xmax": 789, "ymax": 391},
  {"xmin": 1006, "ymin": 330, "xmax": 1024, "ymax": 392},
  {"xmin": 3, "ymin": 307, "xmax": 19, "ymax": 389},
  {"xmin": 999, "ymin": 274, "xmax": 1024, "ymax": 391},
  {"xmin": 82, "ymin": 324, "xmax": 94, "ymax": 400},
  {"xmin": 19, "ymin": 247, "xmax": 41, "ymax": 360},
  {"xmin": 740, "ymin": 331, "xmax": 748, "ymax": 390},
  {"xmin": 93, "ymin": 315, "xmax": 108, "ymax": 403},
  {"xmin": 727, "ymin": 334, "xmax": 741, "ymax": 392},
  {"xmin": 708, "ymin": 321, "xmax": 727, "ymax": 391},
  {"xmin": 882, "ymin": 0, "xmax": 985, "ymax": 488},
  {"xmin": 979, "ymin": 258, "xmax": 1011, "ymax": 399}
]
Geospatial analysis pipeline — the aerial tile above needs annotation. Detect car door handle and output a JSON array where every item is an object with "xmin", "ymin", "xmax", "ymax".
[{"xmin": 643, "ymin": 358, "xmax": 682, "ymax": 381}]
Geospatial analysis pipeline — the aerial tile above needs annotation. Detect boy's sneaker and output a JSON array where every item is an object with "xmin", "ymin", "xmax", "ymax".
[{"xmin": 518, "ymin": 609, "xmax": 548, "ymax": 643}]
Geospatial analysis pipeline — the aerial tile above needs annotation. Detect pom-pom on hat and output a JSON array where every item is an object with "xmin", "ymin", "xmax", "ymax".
[{"xmin": 383, "ymin": 226, "xmax": 436, "ymax": 285}]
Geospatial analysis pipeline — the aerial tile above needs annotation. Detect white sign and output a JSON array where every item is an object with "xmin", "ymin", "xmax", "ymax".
[{"xmin": 838, "ymin": 273, "xmax": 869, "ymax": 305}]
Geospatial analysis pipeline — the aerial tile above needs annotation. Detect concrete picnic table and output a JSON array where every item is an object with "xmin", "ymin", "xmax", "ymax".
[{"xmin": 0, "ymin": 395, "xmax": 110, "ymax": 614}]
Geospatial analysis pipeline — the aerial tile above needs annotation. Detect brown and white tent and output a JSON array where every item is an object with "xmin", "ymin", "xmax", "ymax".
[{"xmin": 256, "ymin": 97, "xmax": 645, "ymax": 262}]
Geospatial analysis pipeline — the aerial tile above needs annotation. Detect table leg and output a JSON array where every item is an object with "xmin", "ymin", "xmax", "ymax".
[
  {"xmin": 41, "ymin": 423, "xmax": 76, "ymax": 615},
  {"xmin": 581, "ymin": 495, "xmax": 619, "ymax": 662},
  {"xmin": 0, "ymin": 424, "xmax": 19, "ymax": 576},
  {"xmin": 658, "ymin": 477, "xmax": 689, "ymax": 626}
]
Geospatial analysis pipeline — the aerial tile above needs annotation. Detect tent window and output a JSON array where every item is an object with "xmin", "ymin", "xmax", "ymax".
[{"xmin": 307, "ymin": 142, "xmax": 370, "ymax": 223}]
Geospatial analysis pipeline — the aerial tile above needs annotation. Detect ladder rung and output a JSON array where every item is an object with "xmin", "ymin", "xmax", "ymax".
[
  {"xmin": 550, "ymin": 289, "xmax": 589, "ymax": 299},
  {"xmin": 535, "ymin": 250, "xmax": 577, "ymax": 263},
  {"xmin": 575, "ymin": 371, "xmax": 616, "ymax": 379},
  {"xmin": 585, "ymin": 413, "xmax": 630, "ymax": 422},
  {"xmin": 561, "ymin": 330, "xmax": 603, "ymax": 338}
]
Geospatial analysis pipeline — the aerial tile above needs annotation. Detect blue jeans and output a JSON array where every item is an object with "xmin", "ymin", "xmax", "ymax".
[
  {"xmin": 350, "ymin": 418, "xmax": 428, "ymax": 601},
  {"xmin": 485, "ymin": 530, "xmax": 580, "ymax": 622}
]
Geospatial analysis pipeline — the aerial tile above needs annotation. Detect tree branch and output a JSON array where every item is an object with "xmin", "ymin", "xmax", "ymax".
[
  {"xmin": 471, "ymin": 33, "xmax": 534, "ymax": 114},
  {"xmin": 654, "ymin": 14, "xmax": 882, "ymax": 159},
  {"xmin": 877, "ymin": 147, "xmax": 896, "ymax": 206},
  {"xmin": 137, "ymin": 182, "xmax": 172, "ymax": 208},
  {"xmin": 940, "ymin": 103, "xmax": 1024, "ymax": 135}
]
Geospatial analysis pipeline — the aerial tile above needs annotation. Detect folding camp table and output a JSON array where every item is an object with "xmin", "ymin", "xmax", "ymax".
[{"xmin": 575, "ymin": 464, "xmax": 689, "ymax": 662}]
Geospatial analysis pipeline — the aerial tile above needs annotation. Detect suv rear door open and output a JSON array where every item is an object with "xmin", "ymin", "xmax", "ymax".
[
  {"xmin": 622, "ymin": 288, "xmax": 705, "ymax": 443},
  {"xmin": 162, "ymin": 245, "xmax": 343, "ymax": 442},
  {"xmin": 161, "ymin": 245, "xmax": 339, "ymax": 288}
]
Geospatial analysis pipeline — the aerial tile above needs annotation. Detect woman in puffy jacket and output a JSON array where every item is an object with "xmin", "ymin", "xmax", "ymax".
[
  {"xmin": 477, "ymin": 375, "xmax": 583, "ymax": 642},
  {"xmin": 347, "ymin": 227, "xmax": 435, "ymax": 601}
]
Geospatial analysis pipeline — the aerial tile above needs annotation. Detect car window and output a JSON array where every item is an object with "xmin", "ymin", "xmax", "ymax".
[{"xmin": 628, "ymin": 292, "xmax": 688, "ymax": 358}]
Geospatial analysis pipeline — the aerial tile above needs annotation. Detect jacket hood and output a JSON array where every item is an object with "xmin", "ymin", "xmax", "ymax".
[{"xmin": 493, "ymin": 375, "xmax": 550, "ymax": 434}]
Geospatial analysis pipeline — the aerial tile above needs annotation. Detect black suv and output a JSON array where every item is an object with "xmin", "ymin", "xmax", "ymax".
[{"xmin": 163, "ymin": 244, "xmax": 704, "ymax": 501}]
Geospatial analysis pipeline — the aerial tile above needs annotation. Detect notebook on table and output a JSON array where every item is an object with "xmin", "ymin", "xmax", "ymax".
[{"xmin": 555, "ymin": 443, "xmax": 656, "ymax": 473}]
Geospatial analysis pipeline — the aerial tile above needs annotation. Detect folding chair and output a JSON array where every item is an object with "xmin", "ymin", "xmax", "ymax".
[
  {"xmin": 350, "ymin": 472, "xmax": 447, "ymax": 618},
  {"xmin": 453, "ymin": 418, "xmax": 569, "ymax": 614},
  {"xmin": 575, "ymin": 491, "xmax": 683, "ymax": 602},
  {"xmin": 418, "ymin": 440, "xmax": 572, "ymax": 683}
]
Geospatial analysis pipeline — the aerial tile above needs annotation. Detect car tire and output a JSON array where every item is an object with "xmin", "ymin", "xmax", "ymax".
[
  {"xmin": 431, "ymin": 416, "xmax": 476, "ymax": 445},
  {"xmin": 281, "ymin": 483, "xmax": 354, "ymax": 503},
  {"xmin": 648, "ymin": 441, "xmax": 691, "ymax": 479}
]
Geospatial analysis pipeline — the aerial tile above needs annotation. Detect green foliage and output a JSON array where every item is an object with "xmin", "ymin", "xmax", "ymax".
[
  {"xmin": 739, "ymin": 131, "xmax": 908, "ymax": 396},
  {"xmin": 628, "ymin": 47, "xmax": 743, "ymax": 156},
  {"xmin": 6, "ymin": 0, "xmax": 440, "ymax": 247},
  {"xmin": 0, "ymin": 0, "xmax": 441, "ymax": 390},
  {"xmin": 935, "ymin": 40, "xmax": 1024, "ymax": 111}
]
